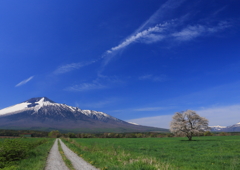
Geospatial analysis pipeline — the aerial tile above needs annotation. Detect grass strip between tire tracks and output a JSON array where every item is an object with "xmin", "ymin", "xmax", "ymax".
[{"xmin": 58, "ymin": 139, "xmax": 75, "ymax": 170}]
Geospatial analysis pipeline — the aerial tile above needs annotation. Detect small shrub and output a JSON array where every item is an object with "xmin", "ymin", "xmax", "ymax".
[
  {"xmin": 0, "ymin": 139, "xmax": 28, "ymax": 168},
  {"xmin": 204, "ymin": 131, "xmax": 213, "ymax": 136}
]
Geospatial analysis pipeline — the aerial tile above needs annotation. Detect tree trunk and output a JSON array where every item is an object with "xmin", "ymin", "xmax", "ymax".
[{"xmin": 187, "ymin": 135, "xmax": 192, "ymax": 141}]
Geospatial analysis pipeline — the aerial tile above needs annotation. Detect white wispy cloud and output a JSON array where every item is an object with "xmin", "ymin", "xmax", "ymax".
[
  {"xmin": 54, "ymin": 63, "xmax": 84, "ymax": 74},
  {"xmin": 139, "ymin": 74, "xmax": 167, "ymax": 82},
  {"xmin": 172, "ymin": 21, "xmax": 231, "ymax": 41},
  {"xmin": 65, "ymin": 82, "xmax": 106, "ymax": 92},
  {"xmin": 139, "ymin": 34, "xmax": 165, "ymax": 44},
  {"xmin": 126, "ymin": 104, "xmax": 240, "ymax": 129},
  {"xmin": 15, "ymin": 76, "xmax": 34, "ymax": 87},
  {"xmin": 101, "ymin": 22, "xmax": 172, "ymax": 68},
  {"xmin": 106, "ymin": 23, "xmax": 169, "ymax": 54},
  {"xmin": 172, "ymin": 25, "xmax": 205, "ymax": 41},
  {"xmin": 54, "ymin": 60, "xmax": 97, "ymax": 75}
]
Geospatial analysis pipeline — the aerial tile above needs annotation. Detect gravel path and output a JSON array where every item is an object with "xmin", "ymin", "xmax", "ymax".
[
  {"xmin": 45, "ymin": 139, "xmax": 69, "ymax": 170},
  {"xmin": 59, "ymin": 139, "xmax": 99, "ymax": 170}
]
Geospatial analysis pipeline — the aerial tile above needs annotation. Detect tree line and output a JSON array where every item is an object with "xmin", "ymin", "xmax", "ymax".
[
  {"xmin": 47, "ymin": 130, "xmax": 174, "ymax": 138},
  {"xmin": 1, "ymin": 129, "xmax": 239, "ymax": 139},
  {"xmin": 0, "ymin": 129, "xmax": 48, "ymax": 137}
]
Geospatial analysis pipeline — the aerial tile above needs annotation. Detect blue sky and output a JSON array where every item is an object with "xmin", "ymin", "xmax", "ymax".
[{"xmin": 1, "ymin": 0, "xmax": 240, "ymax": 128}]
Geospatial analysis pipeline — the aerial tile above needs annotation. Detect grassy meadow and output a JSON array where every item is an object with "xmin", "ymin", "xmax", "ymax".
[
  {"xmin": 0, "ymin": 138, "xmax": 54, "ymax": 170},
  {"xmin": 62, "ymin": 136, "xmax": 240, "ymax": 170}
]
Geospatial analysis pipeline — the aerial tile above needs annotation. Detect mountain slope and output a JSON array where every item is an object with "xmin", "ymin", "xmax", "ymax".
[
  {"xmin": 223, "ymin": 122, "xmax": 240, "ymax": 132},
  {"xmin": 0, "ymin": 97, "xmax": 168, "ymax": 133},
  {"xmin": 210, "ymin": 123, "xmax": 240, "ymax": 132}
]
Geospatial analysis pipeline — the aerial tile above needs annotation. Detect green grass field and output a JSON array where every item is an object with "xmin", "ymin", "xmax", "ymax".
[
  {"xmin": 0, "ymin": 138, "xmax": 54, "ymax": 170},
  {"xmin": 62, "ymin": 136, "xmax": 240, "ymax": 170}
]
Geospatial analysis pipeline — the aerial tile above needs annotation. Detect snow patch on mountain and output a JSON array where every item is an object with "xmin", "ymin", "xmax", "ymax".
[
  {"xmin": 0, "ymin": 97, "xmax": 61, "ymax": 116},
  {"xmin": 128, "ymin": 122, "xmax": 139, "ymax": 125},
  {"xmin": 210, "ymin": 125, "xmax": 226, "ymax": 128},
  {"xmin": 0, "ymin": 102, "xmax": 30, "ymax": 115},
  {"xmin": 67, "ymin": 106, "xmax": 76, "ymax": 112},
  {"xmin": 81, "ymin": 110, "xmax": 119, "ymax": 121},
  {"xmin": 210, "ymin": 125, "xmax": 226, "ymax": 131}
]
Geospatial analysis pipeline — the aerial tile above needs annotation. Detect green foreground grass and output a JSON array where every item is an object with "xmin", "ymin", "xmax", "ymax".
[
  {"xmin": 62, "ymin": 136, "xmax": 240, "ymax": 170},
  {"xmin": 0, "ymin": 138, "xmax": 54, "ymax": 170}
]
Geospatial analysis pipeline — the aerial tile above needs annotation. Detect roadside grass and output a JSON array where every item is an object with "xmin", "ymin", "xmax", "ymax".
[
  {"xmin": 62, "ymin": 136, "xmax": 240, "ymax": 170},
  {"xmin": 58, "ymin": 139, "xmax": 75, "ymax": 170},
  {"xmin": 0, "ymin": 138, "xmax": 54, "ymax": 170}
]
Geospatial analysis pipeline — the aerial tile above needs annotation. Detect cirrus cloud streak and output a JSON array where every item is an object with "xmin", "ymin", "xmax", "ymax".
[
  {"xmin": 15, "ymin": 76, "xmax": 34, "ymax": 87},
  {"xmin": 54, "ymin": 60, "xmax": 97, "ymax": 75}
]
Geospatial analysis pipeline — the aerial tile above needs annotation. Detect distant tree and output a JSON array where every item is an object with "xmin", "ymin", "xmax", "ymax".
[
  {"xmin": 170, "ymin": 110, "xmax": 209, "ymax": 141},
  {"xmin": 68, "ymin": 133, "xmax": 76, "ymax": 138},
  {"xmin": 135, "ymin": 133, "xmax": 143, "ymax": 138},
  {"xmin": 48, "ymin": 130, "xmax": 60, "ymax": 138},
  {"xmin": 204, "ymin": 131, "xmax": 214, "ymax": 136}
]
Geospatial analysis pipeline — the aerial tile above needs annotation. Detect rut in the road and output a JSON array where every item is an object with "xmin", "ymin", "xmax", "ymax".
[{"xmin": 59, "ymin": 139, "xmax": 98, "ymax": 170}]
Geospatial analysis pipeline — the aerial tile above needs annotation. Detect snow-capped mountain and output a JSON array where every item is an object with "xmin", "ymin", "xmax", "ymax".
[
  {"xmin": 210, "ymin": 122, "xmax": 240, "ymax": 132},
  {"xmin": 0, "ymin": 97, "xmax": 123, "ymax": 122},
  {"xmin": 209, "ymin": 125, "xmax": 227, "ymax": 131},
  {"xmin": 0, "ymin": 97, "xmax": 167, "ymax": 133}
]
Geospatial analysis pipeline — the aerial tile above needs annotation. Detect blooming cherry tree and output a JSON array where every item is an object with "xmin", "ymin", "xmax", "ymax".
[{"xmin": 170, "ymin": 110, "xmax": 209, "ymax": 141}]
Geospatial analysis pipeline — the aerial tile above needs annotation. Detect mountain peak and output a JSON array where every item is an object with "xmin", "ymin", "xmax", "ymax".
[{"xmin": 25, "ymin": 97, "xmax": 55, "ymax": 103}]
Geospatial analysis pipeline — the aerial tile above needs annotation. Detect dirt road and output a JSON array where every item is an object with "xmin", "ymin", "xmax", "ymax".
[
  {"xmin": 45, "ymin": 139, "xmax": 98, "ymax": 170},
  {"xmin": 45, "ymin": 139, "xmax": 69, "ymax": 170}
]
